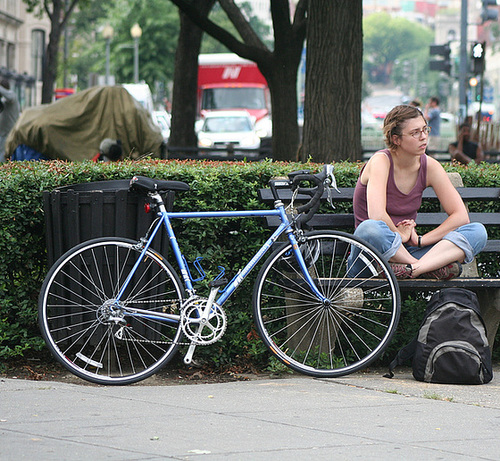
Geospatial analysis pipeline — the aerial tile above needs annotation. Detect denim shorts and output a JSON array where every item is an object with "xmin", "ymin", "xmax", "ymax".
[{"xmin": 347, "ymin": 219, "xmax": 487, "ymax": 276}]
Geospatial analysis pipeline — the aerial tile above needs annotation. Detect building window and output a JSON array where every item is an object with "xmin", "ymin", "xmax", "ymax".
[
  {"xmin": 31, "ymin": 29, "xmax": 45, "ymax": 81},
  {"xmin": 7, "ymin": 43, "xmax": 15, "ymax": 69},
  {"xmin": 0, "ymin": 40, "xmax": 5, "ymax": 68}
]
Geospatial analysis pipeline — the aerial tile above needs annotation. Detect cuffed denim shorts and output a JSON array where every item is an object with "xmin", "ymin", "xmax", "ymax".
[{"xmin": 347, "ymin": 219, "xmax": 487, "ymax": 277}]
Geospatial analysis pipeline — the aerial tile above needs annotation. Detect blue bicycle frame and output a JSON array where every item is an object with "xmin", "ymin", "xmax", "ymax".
[{"xmin": 115, "ymin": 194, "xmax": 327, "ymax": 307}]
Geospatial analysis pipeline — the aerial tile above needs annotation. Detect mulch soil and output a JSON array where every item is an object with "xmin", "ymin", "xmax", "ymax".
[{"xmin": 0, "ymin": 351, "xmax": 273, "ymax": 386}]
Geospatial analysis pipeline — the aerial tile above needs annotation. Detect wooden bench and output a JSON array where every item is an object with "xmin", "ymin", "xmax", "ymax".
[{"xmin": 258, "ymin": 174, "xmax": 500, "ymax": 348}]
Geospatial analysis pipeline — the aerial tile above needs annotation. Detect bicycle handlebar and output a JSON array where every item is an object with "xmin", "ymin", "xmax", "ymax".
[{"xmin": 269, "ymin": 164, "xmax": 337, "ymax": 228}]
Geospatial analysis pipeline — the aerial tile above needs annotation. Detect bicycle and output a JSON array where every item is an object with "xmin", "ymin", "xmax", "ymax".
[{"xmin": 38, "ymin": 165, "xmax": 401, "ymax": 385}]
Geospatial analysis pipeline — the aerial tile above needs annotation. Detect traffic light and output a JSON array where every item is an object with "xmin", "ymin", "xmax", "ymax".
[
  {"xmin": 472, "ymin": 41, "xmax": 486, "ymax": 75},
  {"xmin": 481, "ymin": 0, "xmax": 498, "ymax": 23},
  {"xmin": 429, "ymin": 44, "xmax": 451, "ymax": 75}
]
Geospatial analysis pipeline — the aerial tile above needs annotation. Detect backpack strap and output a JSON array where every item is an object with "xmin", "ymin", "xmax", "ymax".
[{"xmin": 383, "ymin": 337, "xmax": 418, "ymax": 378}]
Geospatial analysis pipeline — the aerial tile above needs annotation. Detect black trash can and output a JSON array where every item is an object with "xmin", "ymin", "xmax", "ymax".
[{"xmin": 43, "ymin": 179, "xmax": 175, "ymax": 266}]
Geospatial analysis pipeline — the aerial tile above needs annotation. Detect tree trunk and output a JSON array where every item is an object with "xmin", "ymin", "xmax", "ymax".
[
  {"xmin": 168, "ymin": 1, "xmax": 215, "ymax": 153},
  {"xmin": 264, "ymin": 56, "xmax": 301, "ymax": 162},
  {"xmin": 41, "ymin": 6, "xmax": 63, "ymax": 104},
  {"xmin": 300, "ymin": 0, "xmax": 363, "ymax": 163},
  {"xmin": 168, "ymin": 13, "xmax": 204, "ymax": 151},
  {"xmin": 167, "ymin": 0, "xmax": 306, "ymax": 162}
]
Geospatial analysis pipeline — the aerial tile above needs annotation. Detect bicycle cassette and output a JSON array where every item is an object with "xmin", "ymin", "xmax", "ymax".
[{"xmin": 180, "ymin": 297, "xmax": 227, "ymax": 345}]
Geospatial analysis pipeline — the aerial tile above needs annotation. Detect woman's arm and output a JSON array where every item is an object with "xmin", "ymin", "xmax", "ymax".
[
  {"xmin": 364, "ymin": 153, "xmax": 392, "ymax": 224},
  {"xmin": 420, "ymin": 157, "xmax": 470, "ymax": 246},
  {"xmin": 364, "ymin": 153, "xmax": 415, "ymax": 242}
]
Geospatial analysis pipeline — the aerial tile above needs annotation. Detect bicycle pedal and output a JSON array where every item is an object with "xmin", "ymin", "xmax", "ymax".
[{"xmin": 209, "ymin": 278, "xmax": 227, "ymax": 288}]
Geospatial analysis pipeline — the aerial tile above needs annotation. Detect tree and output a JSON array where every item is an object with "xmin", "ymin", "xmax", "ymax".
[
  {"xmin": 168, "ymin": 0, "xmax": 307, "ymax": 161},
  {"xmin": 58, "ymin": 1, "xmax": 109, "ymax": 89},
  {"xmin": 23, "ymin": 0, "xmax": 82, "ymax": 104},
  {"xmin": 106, "ymin": 0, "xmax": 180, "ymax": 89},
  {"xmin": 201, "ymin": 3, "xmax": 272, "ymax": 54},
  {"xmin": 300, "ymin": 0, "xmax": 363, "ymax": 162},
  {"xmin": 169, "ymin": 1, "xmax": 215, "ymax": 150},
  {"xmin": 364, "ymin": 13, "xmax": 433, "ymax": 85}
]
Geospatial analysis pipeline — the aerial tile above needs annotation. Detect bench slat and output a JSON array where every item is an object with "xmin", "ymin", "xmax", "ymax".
[
  {"xmin": 398, "ymin": 278, "xmax": 500, "ymax": 289},
  {"xmin": 258, "ymin": 187, "xmax": 500, "ymax": 203},
  {"xmin": 264, "ymin": 212, "xmax": 500, "ymax": 228},
  {"xmin": 262, "ymin": 215, "xmax": 499, "ymax": 252}
]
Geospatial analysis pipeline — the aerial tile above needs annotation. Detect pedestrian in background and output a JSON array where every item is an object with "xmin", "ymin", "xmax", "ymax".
[
  {"xmin": 448, "ymin": 123, "xmax": 484, "ymax": 165},
  {"xmin": 92, "ymin": 138, "xmax": 123, "ymax": 162},
  {"xmin": 0, "ymin": 79, "xmax": 20, "ymax": 162},
  {"xmin": 424, "ymin": 96, "xmax": 441, "ymax": 151},
  {"xmin": 409, "ymin": 99, "xmax": 422, "ymax": 108}
]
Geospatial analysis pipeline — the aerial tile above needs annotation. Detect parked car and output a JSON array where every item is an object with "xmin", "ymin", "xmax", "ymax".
[
  {"xmin": 152, "ymin": 110, "xmax": 171, "ymax": 143},
  {"xmin": 197, "ymin": 110, "xmax": 262, "ymax": 157}
]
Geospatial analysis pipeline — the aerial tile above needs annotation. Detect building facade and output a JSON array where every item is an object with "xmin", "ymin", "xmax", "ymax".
[{"xmin": 0, "ymin": 1, "xmax": 50, "ymax": 108}]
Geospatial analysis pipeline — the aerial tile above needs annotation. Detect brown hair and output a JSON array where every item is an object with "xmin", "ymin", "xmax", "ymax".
[{"xmin": 383, "ymin": 104, "xmax": 426, "ymax": 149}]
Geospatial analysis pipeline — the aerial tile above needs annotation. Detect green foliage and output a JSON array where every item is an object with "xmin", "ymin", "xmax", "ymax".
[
  {"xmin": 63, "ymin": 0, "xmax": 180, "ymax": 92},
  {"xmin": 0, "ymin": 159, "xmax": 318, "ymax": 367},
  {"xmin": 363, "ymin": 12, "xmax": 435, "ymax": 91},
  {"xmin": 201, "ymin": 2, "xmax": 273, "ymax": 53},
  {"xmin": 1, "ymin": 159, "xmax": 499, "ymax": 370}
]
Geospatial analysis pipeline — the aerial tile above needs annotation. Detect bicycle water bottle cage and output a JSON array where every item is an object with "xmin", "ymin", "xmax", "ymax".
[
  {"xmin": 182, "ymin": 256, "xmax": 206, "ymax": 282},
  {"xmin": 209, "ymin": 266, "xmax": 227, "ymax": 288}
]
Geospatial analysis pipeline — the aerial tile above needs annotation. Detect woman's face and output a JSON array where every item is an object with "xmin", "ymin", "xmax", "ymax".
[{"xmin": 393, "ymin": 116, "xmax": 429, "ymax": 155}]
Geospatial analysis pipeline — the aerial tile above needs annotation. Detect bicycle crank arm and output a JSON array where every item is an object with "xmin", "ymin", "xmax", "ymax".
[{"xmin": 184, "ymin": 337, "xmax": 200, "ymax": 364}]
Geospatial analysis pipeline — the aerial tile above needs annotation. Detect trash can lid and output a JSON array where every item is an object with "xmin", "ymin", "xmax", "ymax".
[{"xmin": 53, "ymin": 179, "xmax": 132, "ymax": 192}]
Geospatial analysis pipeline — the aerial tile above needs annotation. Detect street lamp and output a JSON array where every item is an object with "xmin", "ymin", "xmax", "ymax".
[
  {"xmin": 130, "ymin": 23, "xmax": 142, "ymax": 83},
  {"xmin": 102, "ymin": 24, "xmax": 114, "ymax": 85}
]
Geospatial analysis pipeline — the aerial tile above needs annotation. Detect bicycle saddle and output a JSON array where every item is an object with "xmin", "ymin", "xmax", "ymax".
[{"xmin": 129, "ymin": 176, "xmax": 190, "ymax": 193}]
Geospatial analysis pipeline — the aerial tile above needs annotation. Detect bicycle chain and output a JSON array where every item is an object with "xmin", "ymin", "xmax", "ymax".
[
  {"xmin": 113, "ymin": 297, "xmax": 226, "ymax": 347},
  {"xmin": 112, "ymin": 298, "xmax": 191, "ymax": 345},
  {"xmin": 114, "ymin": 327, "xmax": 191, "ymax": 346}
]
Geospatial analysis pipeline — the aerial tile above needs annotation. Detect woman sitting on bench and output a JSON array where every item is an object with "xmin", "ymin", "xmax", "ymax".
[{"xmin": 348, "ymin": 104, "xmax": 487, "ymax": 280}]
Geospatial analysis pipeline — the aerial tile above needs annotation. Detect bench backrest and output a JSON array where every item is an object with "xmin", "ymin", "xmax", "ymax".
[{"xmin": 258, "ymin": 183, "xmax": 500, "ymax": 254}]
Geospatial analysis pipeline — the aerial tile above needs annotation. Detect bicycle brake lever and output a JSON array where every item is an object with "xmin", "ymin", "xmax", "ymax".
[{"xmin": 324, "ymin": 165, "xmax": 340, "ymax": 209}]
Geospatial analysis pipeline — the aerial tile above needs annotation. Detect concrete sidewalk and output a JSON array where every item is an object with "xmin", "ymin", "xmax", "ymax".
[{"xmin": 1, "ymin": 367, "xmax": 500, "ymax": 460}]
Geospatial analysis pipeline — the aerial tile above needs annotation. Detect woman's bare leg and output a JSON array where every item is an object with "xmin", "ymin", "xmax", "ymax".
[
  {"xmin": 388, "ymin": 240, "xmax": 465, "ymax": 277},
  {"xmin": 410, "ymin": 240, "xmax": 465, "ymax": 277}
]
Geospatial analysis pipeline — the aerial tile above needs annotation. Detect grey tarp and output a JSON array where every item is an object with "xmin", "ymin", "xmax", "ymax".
[{"xmin": 5, "ymin": 85, "xmax": 163, "ymax": 161}]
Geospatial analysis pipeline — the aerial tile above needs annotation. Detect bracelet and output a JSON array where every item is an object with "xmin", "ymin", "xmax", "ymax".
[{"xmin": 418, "ymin": 235, "xmax": 422, "ymax": 248}]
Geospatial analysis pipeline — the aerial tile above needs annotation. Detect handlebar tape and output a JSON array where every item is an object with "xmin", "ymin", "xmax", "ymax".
[{"xmin": 291, "ymin": 172, "xmax": 326, "ymax": 214}]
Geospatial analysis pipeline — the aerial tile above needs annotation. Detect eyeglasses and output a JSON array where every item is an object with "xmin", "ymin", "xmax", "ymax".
[{"xmin": 402, "ymin": 126, "xmax": 431, "ymax": 139}]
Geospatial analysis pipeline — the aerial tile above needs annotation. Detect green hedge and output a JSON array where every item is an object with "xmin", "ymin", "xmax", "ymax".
[{"xmin": 1, "ymin": 159, "xmax": 499, "ymax": 371}]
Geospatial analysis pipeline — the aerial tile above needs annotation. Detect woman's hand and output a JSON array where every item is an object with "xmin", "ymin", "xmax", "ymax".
[
  {"xmin": 396, "ymin": 219, "xmax": 416, "ymax": 244},
  {"xmin": 408, "ymin": 227, "xmax": 419, "ymax": 247}
]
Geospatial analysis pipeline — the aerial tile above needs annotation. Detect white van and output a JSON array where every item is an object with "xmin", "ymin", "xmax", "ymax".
[{"xmin": 122, "ymin": 83, "xmax": 154, "ymax": 113}]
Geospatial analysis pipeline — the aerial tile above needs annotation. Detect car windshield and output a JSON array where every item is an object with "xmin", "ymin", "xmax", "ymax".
[
  {"xmin": 204, "ymin": 116, "xmax": 252, "ymax": 133},
  {"xmin": 202, "ymin": 88, "xmax": 266, "ymax": 111}
]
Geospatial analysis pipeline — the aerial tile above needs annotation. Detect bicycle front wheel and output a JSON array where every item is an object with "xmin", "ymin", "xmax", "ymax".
[
  {"xmin": 253, "ymin": 231, "xmax": 400, "ymax": 378},
  {"xmin": 39, "ymin": 237, "xmax": 184, "ymax": 385}
]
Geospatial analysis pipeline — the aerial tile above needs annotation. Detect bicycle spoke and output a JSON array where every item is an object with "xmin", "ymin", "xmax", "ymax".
[
  {"xmin": 39, "ymin": 238, "xmax": 184, "ymax": 385},
  {"xmin": 253, "ymin": 231, "xmax": 400, "ymax": 377}
]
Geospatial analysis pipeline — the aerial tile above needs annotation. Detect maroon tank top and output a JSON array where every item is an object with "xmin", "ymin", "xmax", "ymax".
[{"xmin": 353, "ymin": 149, "xmax": 428, "ymax": 227}]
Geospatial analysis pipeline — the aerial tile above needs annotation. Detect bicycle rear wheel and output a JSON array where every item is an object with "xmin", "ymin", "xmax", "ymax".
[
  {"xmin": 39, "ymin": 237, "xmax": 184, "ymax": 385},
  {"xmin": 253, "ymin": 231, "xmax": 400, "ymax": 377}
]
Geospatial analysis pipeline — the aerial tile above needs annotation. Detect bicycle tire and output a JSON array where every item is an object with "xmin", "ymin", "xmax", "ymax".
[
  {"xmin": 38, "ymin": 237, "xmax": 184, "ymax": 385},
  {"xmin": 252, "ymin": 230, "xmax": 400, "ymax": 377}
]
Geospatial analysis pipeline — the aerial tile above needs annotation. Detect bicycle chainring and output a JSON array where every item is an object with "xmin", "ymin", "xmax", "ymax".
[{"xmin": 180, "ymin": 297, "xmax": 227, "ymax": 345}]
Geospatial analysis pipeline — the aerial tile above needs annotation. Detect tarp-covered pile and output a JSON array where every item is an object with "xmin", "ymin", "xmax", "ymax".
[{"xmin": 6, "ymin": 86, "xmax": 164, "ymax": 161}]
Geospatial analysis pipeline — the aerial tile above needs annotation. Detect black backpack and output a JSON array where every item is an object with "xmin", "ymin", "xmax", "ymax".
[{"xmin": 385, "ymin": 288, "xmax": 493, "ymax": 384}]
